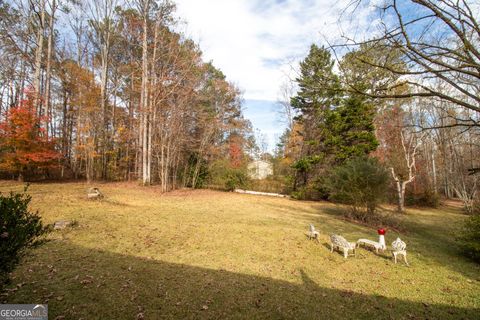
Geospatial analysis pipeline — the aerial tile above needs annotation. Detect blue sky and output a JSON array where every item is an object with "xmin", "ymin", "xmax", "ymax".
[
  {"xmin": 175, "ymin": 0, "xmax": 380, "ymax": 150},
  {"xmin": 242, "ymin": 99, "xmax": 284, "ymax": 150}
]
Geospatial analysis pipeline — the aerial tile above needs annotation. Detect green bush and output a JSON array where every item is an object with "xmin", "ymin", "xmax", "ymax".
[
  {"xmin": 458, "ymin": 214, "xmax": 480, "ymax": 263},
  {"xmin": 207, "ymin": 160, "xmax": 250, "ymax": 191},
  {"xmin": 0, "ymin": 187, "xmax": 50, "ymax": 287},
  {"xmin": 291, "ymin": 186, "xmax": 308, "ymax": 200},
  {"xmin": 223, "ymin": 169, "xmax": 248, "ymax": 191},
  {"xmin": 290, "ymin": 184, "xmax": 328, "ymax": 200},
  {"xmin": 325, "ymin": 157, "xmax": 389, "ymax": 221},
  {"xmin": 244, "ymin": 177, "xmax": 287, "ymax": 194}
]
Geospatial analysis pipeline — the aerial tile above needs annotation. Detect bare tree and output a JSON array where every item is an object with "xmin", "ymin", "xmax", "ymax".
[
  {"xmin": 337, "ymin": 0, "xmax": 480, "ymax": 121},
  {"xmin": 44, "ymin": 0, "xmax": 58, "ymax": 137},
  {"xmin": 277, "ymin": 79, "xmax": 296, "ymax": 131},
  {"xmin": 32, "ymin": 0, "xmax": 46, "ymax": 112},
  {"xmin": 390, "ymin": 130, "xmax": 424, "ymax": 212},
  {"xmin": 134, "ymin": 0, "xmax": 152, "ymax": 185},
  {"xmin": 88, "ymin": 0, "xmax": 118, "ymax": 179}
]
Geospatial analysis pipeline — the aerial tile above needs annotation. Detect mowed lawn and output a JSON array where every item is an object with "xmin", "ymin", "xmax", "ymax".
[{"xmin": 1, "ymin": 181, "xmax": 479, "ymax": 319}]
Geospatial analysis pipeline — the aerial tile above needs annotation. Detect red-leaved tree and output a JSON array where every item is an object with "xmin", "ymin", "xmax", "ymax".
[
  {"xmin": 0, "ymin": 97, "xmax": 60, "ymax": 181},
  {"xmin": 228, "ymin": 136, "xmax": 244, "ymax": 169}
]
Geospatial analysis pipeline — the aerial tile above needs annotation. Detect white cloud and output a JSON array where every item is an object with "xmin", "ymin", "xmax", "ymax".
[
  {"xmin": 175, "ymin": 0, "xmax": 377, "ymax": 101},
  {"xmin": 174, "ymin": 0, "xmax": 378, "ymax": 151}
]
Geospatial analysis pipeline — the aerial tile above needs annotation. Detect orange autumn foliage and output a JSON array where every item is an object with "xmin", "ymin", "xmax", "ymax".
[{"xmin": 0, "ymin": 97, "xmax": 60, "ymax": 177}]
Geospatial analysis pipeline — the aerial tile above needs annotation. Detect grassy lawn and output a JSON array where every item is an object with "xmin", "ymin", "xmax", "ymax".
[{"xmin": 1, "ymin": 181, "xmax": 479, "ymax": 319}]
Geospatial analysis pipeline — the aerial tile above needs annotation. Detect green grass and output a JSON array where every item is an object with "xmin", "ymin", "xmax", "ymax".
[{"xmin": 1, "ymin": 181, "xmax": 479, "ymax": 319}]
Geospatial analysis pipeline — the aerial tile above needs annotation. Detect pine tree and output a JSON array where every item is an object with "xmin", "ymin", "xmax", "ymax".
[
  {"xmin": 289, "ymin": 44, "xmax": 379, "ymax": 197},
  {"xmin": 290, "ymin": 44, "xmax": 340, "ymax": 190},
  {"xmin": 291, "ymin": 44, "xmax": 340, "ymax": 116},
  {"xmin": 323, "ymin": 95, "xmax": 378, "ymax": 164}
]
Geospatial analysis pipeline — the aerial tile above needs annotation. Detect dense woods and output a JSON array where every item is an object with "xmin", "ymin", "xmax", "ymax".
[{"xmin": 0, "ymin": 0, "xmax": 253, "ymax": 190}]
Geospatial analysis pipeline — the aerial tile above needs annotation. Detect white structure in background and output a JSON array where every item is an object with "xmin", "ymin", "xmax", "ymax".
[{"xmin": 248, "ymin": 160, "xmax": 273, "ymax": 179}]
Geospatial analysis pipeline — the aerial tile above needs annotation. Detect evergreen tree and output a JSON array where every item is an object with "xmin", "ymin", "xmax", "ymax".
[
  {"xmin": 290, "ymin": 44, "xmax": 340, "ymax": 191},
  {"xmin": 289, "ymin": 44, "xmax": 379, "ymax": 198},
  {"xmin": 324, "ymin": 95, "xmax": 378, "ymax": 164},
  {"xmin": 291, "ymin": 44, "xmax": 340, "ymax": 116}
]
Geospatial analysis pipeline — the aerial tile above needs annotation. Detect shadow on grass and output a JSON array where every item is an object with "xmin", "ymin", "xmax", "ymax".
[{"xmin": 4, "ymin": 242, "xmax": 478, "ymax": 320}]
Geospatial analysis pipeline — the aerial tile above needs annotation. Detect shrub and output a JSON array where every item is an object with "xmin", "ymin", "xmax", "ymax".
[
  {"xmin": 290, "ymin": 184, "xmax": 328, "ymax": 200},
  {"xmin": 458, "ymin": 214, "xmax": 480, "ymax": 263},
  {"xmin": 325, "ymin": 157, "xmax": 389, "ymax": 221},
  {"xmin": 291, "ymin": 186, "xmax": 308, "ymax": 200},
  {"xmin": 0, "ymin": 187, "xmax": 50, "ymax": 287},
  {"xmin": 184, "ymin": 153, "xmax": 209, "ymax": 188},
  {"xmin": 224, "ymin": 169, "xmax": 249, "ymax": 191},
  {"xmin": 207, "ymin": 160, "xmax": 250, "ymax": 191},
  {"xmin": 405, "ymin": 189, "xmax": 441, "ymax": 208},
  {"xmin": 246, "ymin": 177, "xmax": 287, "ymax": 194}
]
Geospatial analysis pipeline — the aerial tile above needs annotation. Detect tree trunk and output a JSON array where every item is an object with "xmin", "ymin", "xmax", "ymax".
[
  {"xmin": 100, "ymin": 45, "xmax": 109, "ymax": 180},
  {"xmin": 391, "ymin": 167, "xmax": 412, "ymax": 213},
  {"xmin": 147, "ymin": 19, "xmax": 159, "ymax": 185},
  {"xmin": 44, "ymin": 0, "xmax": 56, "ymax": 138},
  {"xmin": 432, "ymin": 151, "xmax": 437, "ymax": 194},
  {"xmin": 33, "ymin": 0, "xmax": 46, "ymax": 113},
  {"xmin": 140, "ymin": 11, "xmax": 150, "ymax": 185},
  {"xmin": 19, "ymin": 30, "xmax": 30, "ymax": 103},
  {"xmin": 396, "ymin": 181, "xmax": 407, "ymax": 213}
]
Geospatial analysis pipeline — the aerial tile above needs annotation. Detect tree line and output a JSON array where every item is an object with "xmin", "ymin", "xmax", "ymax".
[
  {"xmin": 274, "ymin": 0, "xmax": 479, "ymax": 214},
  {"xmin": 0, "ymin": 0, "xmax": 254, "ymax": 190}
]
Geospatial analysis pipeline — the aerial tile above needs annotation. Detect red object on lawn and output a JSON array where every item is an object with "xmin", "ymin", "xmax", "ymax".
[{"xmin": 377, "ymin": 228, "xmax": 386, "ymax": 235}]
